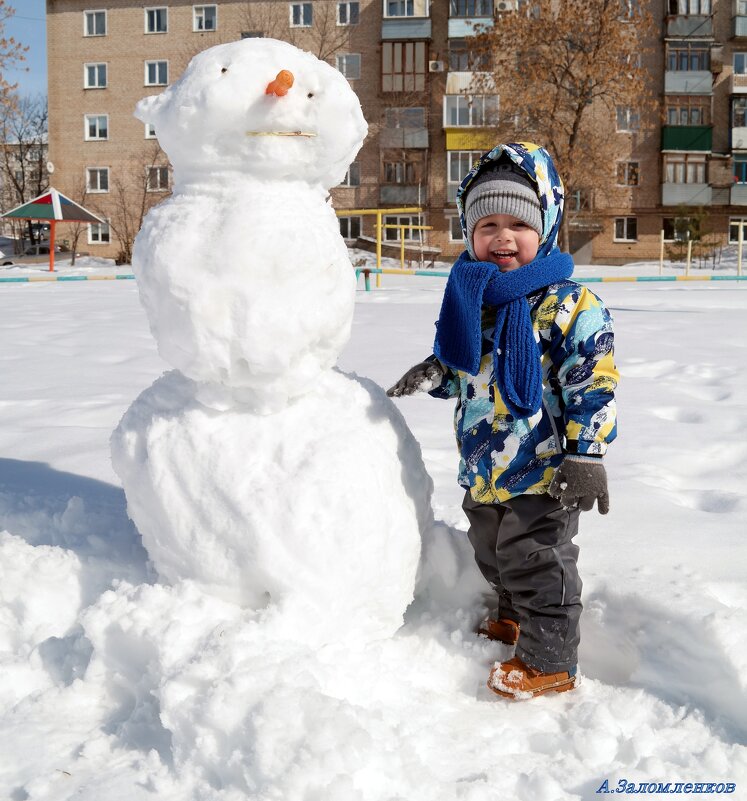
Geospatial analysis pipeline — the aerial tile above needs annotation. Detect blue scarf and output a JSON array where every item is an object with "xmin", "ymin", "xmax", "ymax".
[{"xmin": 434, "ymin": 248, "xmax": 574, "ymax": 418}]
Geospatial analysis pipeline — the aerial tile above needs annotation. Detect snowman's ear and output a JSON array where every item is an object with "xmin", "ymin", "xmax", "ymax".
[{"xmin": 134, "ymin": 93, "xmax": 168, "ymax": 125}]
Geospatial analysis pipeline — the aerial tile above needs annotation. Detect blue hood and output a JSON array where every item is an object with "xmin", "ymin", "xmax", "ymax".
[{"xmin": 455, "ymin": 142, "xmax": 565, "ymax": 260}]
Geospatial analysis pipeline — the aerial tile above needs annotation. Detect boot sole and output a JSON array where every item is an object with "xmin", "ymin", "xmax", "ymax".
[{"xmin": 487, "ymin": 676, "xmax": 576, "ymax": 700}]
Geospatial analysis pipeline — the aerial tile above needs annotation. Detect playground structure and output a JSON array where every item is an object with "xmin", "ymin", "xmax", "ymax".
[{"xmin": 336, "ymin": 206, "xmax": 436, "ymax": 285}]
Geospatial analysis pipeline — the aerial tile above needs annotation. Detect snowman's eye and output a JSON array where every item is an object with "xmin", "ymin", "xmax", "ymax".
[
  {"xmin": 221, "ymin": 67, "xmax": 228, "ymax": 74},
  {"xmin": 307, "ymin": 92, "xmax": 314, "ymax": 98}
]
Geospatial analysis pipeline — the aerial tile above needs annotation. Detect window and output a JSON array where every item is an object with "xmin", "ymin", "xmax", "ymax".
[
  {"xmin": 290, "ymin": 3, "xmax": 313, "ymax": 26},
  {"xmin": 664, "ymin": 153, "xmax": 707, "ymax": 183},
  {"xmin": 449, "ymin": 216, "xmax": 464, "ymax": 241},
  {"xmin": 382, "ymin": 150, "xmax": 424, "ymax": 184},
  {"xmin": 339, "ymin": 216, "xmax": 362, "ymax": 240},
  {"xmin": 84, "ymin": 63, "xmax": 107, "ymax": 89},
  {"xmin": 662, "ymin": 217, "xmax": 692, "ymax": 241},
  {"xmin": 450, "ymin": 0, "xmax": 492, "ymax": 16},
  {"xmin": 84, "ymin": 114, "xmax": 108, "ymax": 140},
  {"xmin": 340, "ymin": 163, "xmax": 361, "ymax": 186},
  {"xmin": 385, "ymin": 0, "xmax": 414, "ymax": 16},
  {"xmin": 147, "ymin": 166, "xmax": 170, "ymax": 191},
  {"xmin": 382, "ymin": 41, "xmax": 426, "ymax": 92},
  {"xmin": 666, "ymin": 96, "xmax": 710, "ymax": 126},
  {"xmin": 384, "ymin": 214, "xmax": 421, "ymax": 242},
  {"xmin": 738, "ymin": 0, "xmax": 747, "ymax": 14},
  {"xmin": 84, "ymin": 10, "xmax": 106, "ymax": 36},
  {"xmin": 734, "ymin": 156, "xmax": 747, "ymax": 184},
  {"xmin": 444, "ymin": 94, "xmax": 499, "ymax": 126},
  {"xmin": 735, "ymin": 53, "xmax": 747, "ymax": 75},
  {"xmin": 733, "ymin": 98, "xmax": 747, "ymax": 128},
  {"xmin": 616, "ymin": 106, "xmax": 640, "ymax": 132},
  {"xmin": 385, "ymin": 107, "xmax": 426, "ymax": 128},
  {"xmin": 729, "ymin": 218, "xmax": 747, "ymax": 243},
  {"xmin": 86, "ymin": 167, "xmax": 109, "ymax": 192},
  {"xmin": 616, "ymin": 161, "xmax": 639, "ymax": 186},
  {"xmin": 145, "ymin": 60, "xmax": 169, "ymax": 86},
  {"xmin": 336, "ymin": 54, "xmax": 361, "ymax": 80},
  {"xmin": 667, "ymin": 0, "xmax": 711, "ymax": 12},
  {"xmin": 241, "ymin": 31, "xmax": 264, "ymax": 38},
  {"xmin": 89, "ymin": 221, "xmax": 110, "ymax": 244},
  {"xmin": 568, "ymin": 189, "xmax": 591, "ymax": 212},
  {"xmin": 193, "ymin": 5, "xmax": 217, "ymax": 31},
  {"xmin": 337, "ymin": 1, "xmax": 359, "ymax": 24},
  {"xmin": 145, "ymin": 123, "xmax": 157, "ymax": 139},
  {"xmin": 619, "ymin": 0, "xmax": 640, "ymax": 18},
  {"xmin": 448, "ymin": 39, "xmax": 491, "ymax": 71},
  {"xmin": 666, "ymin": 41, "xmax": 710, "ymax": 71},
  {"xmin": 447, "ymin": 151, "xmax": 481, "ymax": 199},
  {"xmin": 614, "ymin": 217, "xmax": 637, "ymax": 242},
  {"xmin": 145, "ymin": 7, "xmax": 168, "ymax": 33}
]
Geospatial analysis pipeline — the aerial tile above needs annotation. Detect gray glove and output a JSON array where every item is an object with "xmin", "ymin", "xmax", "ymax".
[
  {"xmin": 386, "ymin": 361, "xmax": 444, "ymax": 397},
  {"xmin": 548, "ymin": 456, "xmax": 609, "ymax": 515}
]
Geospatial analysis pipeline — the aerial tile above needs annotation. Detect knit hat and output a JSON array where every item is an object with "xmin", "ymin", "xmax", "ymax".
[{"xmin": 464, "ymin": 159, "xmax": 543, "ymax": 246}]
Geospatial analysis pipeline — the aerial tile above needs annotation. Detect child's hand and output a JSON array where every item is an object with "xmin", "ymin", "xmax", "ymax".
[
  {"xmin": 386, "ymin": 361, "xmax": 444, "ymax": 398},
  {"xmin": 548, "ymin": 456, "xmax": 609, "ymax": 515}
]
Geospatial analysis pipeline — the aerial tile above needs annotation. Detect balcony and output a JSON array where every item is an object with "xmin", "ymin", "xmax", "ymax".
[
  {"xmin": 448, "ymin": 17, "xmax": 492, "ymax": 37},
  {"xmin": 444, "ymin": 128, "xmax": 496, "ymax": 150},
  {"xmin": 732, "ymin": 185, "xmax": 747, "ymax": 204},
  {"xmin": 382, "ymin": 18, "xmax": 431, "ymax": 39},
  {"xmin": 731, "ymin": 73, "xmax": 747, "ymax": 93},
  {"xmin": 666, "ymin": 15, "xmax": 713, "ymax": 37},
  {"xmin": 734, "ymin": 15, "xmax": 747, "ymax": 37},
  {"xmin": 665, "ymin": 70, "xmax": 712, "ymax": 94},
  {"xmin": 661, "ymin": 125, "xmax": 712, "ymax": 151},
  {"xmin": 661, "ymin": 183, "xmax": 712, "ymax": 205},
  {"xmin": 379, "ymin": 185, "xmax": 421, "ymax": 204},
  {"xmin": 380, "ymin": 127, "xmax": 429, "ymax": 148}
]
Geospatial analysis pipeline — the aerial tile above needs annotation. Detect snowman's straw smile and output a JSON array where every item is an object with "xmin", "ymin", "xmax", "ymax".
[{"xmin": 245, "ymin": 131, "xmax": 317, "ymax": 137}]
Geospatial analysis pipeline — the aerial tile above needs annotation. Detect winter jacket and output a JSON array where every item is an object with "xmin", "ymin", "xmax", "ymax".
[{"xmin": 429, "ymin": 142, "xmax": 618, "ymax": 504}]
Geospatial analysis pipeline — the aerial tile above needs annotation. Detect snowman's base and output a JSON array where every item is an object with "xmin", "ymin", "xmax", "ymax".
[{"xmin": 111, "ymin": 368, "xmax": 432, "ymax": 646}]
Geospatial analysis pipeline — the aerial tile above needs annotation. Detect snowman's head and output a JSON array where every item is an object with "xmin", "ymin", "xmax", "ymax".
[{"xmin": 135, "ymin": 39, "xmax": 368, "ymax": 188}]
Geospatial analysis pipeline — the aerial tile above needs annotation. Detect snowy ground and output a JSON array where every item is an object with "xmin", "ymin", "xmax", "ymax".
[{"xmin": 1, "ymin": 257, "xmax": 746, "ymax": 800}]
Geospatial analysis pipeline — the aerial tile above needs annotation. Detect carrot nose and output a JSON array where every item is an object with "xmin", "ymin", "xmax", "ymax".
[{"xmin": 265, "ymin": 70, "xmax": 294, "ymax": 97}]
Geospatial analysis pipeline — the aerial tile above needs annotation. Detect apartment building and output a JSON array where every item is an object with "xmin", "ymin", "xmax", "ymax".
[{"xmin": 46, "ymin": 0, "xmax": 743, "ymax": 263}]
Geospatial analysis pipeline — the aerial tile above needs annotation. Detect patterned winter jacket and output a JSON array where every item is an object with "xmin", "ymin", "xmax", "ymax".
[{"xmin": 429, "ymin": 142, "xmax": 618, "ymax": 504}]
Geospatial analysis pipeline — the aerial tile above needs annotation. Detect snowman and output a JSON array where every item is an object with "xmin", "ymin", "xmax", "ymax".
[{"xmin": 111, "ymin": 38, "xmax": 432, "ymax": 646}]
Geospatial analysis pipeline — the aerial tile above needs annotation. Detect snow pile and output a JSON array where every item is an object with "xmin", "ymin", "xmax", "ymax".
[{"xmin": 2, "ymin": 272, "xmax": 747, "ymax": 799}]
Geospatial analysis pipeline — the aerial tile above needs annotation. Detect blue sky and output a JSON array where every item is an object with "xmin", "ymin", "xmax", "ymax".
[{"xmin": 5, "ymin": 0, "xmax": 47, "ymax": 98}]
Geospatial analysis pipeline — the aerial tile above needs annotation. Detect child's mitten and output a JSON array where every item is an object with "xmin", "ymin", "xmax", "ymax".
[
  {"xmin": 386, "ymin": 361, "xmax": 444, "ymax": 397},
  {"xmin": 548, "ymin": 456, "xmax": 609, "ymax": 515}
]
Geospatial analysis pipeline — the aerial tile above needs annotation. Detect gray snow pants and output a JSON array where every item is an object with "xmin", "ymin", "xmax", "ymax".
[{"xmin": 462, "ymin": 490, "xmax": 582, "ymax": 673}]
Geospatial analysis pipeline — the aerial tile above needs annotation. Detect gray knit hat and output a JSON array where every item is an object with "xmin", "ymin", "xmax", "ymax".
[{"xmin": 464, "ymin": 160, "xmax": 542, "ymax": 246}]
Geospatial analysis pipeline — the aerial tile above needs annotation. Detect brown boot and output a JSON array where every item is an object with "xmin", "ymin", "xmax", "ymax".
[
  {"xmin": 487, "ymin": 656, "xmax": 576, "ymax": 700},
  {"xmin": 477, "ymin": 617, "xmax": 520, "ymax": 645}
]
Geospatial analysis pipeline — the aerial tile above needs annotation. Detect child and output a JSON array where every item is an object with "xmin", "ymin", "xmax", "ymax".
[{"xmin": 387, "ymin": 142, "xmax": 618, "ymax": 700}]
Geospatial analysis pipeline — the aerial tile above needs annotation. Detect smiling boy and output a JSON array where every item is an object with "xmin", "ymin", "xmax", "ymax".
[{"xmin": 388, "ymin": 143, "xmax": 619, "ymax": 699}]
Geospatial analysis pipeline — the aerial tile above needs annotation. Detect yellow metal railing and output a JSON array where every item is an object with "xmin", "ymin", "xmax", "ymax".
[{"xmin": 335, "ymin": 206, "xmax": 426, "ymax": 286}]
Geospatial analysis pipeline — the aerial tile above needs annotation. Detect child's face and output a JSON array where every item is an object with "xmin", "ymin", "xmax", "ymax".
[{"xmin": 472, "ymin": 213, "xmax": 540, "ymax": 272}]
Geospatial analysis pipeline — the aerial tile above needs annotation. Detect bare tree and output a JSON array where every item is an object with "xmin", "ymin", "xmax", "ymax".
[
  {"xmin": 63, "ymin": 173, "xmax": 90, "ymax": 267},
  {"xmin": 0, "ymin": 1, "xmax": 27, "ymax": 111},
  {"xmin": 239, "ymin": 0, "xmax": 352, "ymax": 62},
  {"xmin": 94, "ymin": 142, "xmax": 168, "ymax": 265},
  {"xmin": 0, "ymin": 94, "xmax": 48, "ymax": 249},
  {"xmin": 474, "ymin": 0, "xmax": 656, "ymax": 249}
]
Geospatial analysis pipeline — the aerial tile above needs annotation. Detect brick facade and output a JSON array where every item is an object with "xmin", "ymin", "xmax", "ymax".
[{"xmin": 46, "ymin": 0, "xmax": 743, "ymax": 264}]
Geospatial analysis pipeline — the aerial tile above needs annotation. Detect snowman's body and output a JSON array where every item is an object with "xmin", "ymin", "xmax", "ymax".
[
  {"xmin": 111, "ymin": 38, "xmax": 431, "ymax": 645},
  {"xmin": 133, "ymin": 177, "xmax": 354, "ymax": 409}
]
